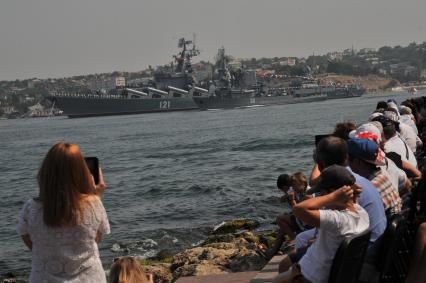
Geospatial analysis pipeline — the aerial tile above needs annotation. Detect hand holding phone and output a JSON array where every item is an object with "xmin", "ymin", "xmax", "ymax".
[{"xmin": 84, "ymin": 157, "xmax": 99, "ymax": 185}]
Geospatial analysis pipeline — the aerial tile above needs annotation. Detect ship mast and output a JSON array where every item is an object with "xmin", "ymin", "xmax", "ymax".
[{"xmin": 173, "ymin": 35, "xmax": 200, "ymax": 74}]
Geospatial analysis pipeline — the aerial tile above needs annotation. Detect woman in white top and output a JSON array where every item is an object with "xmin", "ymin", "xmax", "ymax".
[{"xmin": 17, "ymin": 142, "xmax": 110, "ymax": 283}]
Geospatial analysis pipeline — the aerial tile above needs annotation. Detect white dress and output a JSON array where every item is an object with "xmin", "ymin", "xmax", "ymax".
[{"xmin": 17, "ymin": 196, "xmax": 110, "ymax": 283}]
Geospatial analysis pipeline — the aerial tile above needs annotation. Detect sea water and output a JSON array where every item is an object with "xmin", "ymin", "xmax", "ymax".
[{"xmin": 0, "ymin": 92, "xmax": 419, "ymax": 274}]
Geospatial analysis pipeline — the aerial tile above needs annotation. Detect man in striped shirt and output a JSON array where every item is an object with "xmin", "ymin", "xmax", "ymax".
[{"xmin": 347, "ymin": 138, "xmax": 401, "ymax": 216}]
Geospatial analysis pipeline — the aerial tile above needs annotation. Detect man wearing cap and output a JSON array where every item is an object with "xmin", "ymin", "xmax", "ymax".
[
  {"xmin": 273, "ymin": 165, "xmax": 369, "ymax": 283},
  {"xmin": 348, "ymin": 138, "xmax": 402, "ymax": 216},
  {"xmin": 349, "ymin": 123, "xmax": 410, "ymax": 193},
  {"xmin": 379, "ymin": 116, "xmax": 418, "ymax": 167},
  {"xmin": 384, "ymin": 108, "xmax": 421, "ymax": 153}
]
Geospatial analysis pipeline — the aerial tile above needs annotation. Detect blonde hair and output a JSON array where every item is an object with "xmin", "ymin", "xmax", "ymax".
[
  {"xmin": 109, "ymin": 257, "xmax": 150, "ymax": 283},
  {"xmin": 291, "ymin": 172, "xmax": 308, "ymax": 189}
]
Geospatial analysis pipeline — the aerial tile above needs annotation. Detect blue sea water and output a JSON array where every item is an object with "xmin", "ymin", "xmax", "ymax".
[{"xmin": 0, "ymin": 92, "xmax": 420, "ymax": 275}]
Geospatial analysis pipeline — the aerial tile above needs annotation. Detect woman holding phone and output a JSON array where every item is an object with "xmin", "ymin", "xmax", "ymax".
[{"xmin": 17, "ymin": 142, "xmax": 110, "ymax": 282}]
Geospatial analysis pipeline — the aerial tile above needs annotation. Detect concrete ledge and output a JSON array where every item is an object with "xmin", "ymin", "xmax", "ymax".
[
  {"xmin": 176, "ymin": 271, "xmax": 258, "ymax": 283},
  {"xmin": 249, "ymin": 255, "xmax": 285, "ymax": 283}
]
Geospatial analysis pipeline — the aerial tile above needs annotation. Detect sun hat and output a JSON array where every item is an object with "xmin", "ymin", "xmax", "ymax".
[
  {"xmin": 307, "ymin": 165, "xmax": 355, "ymax": 194},
  {"xmin": 347, "ymin": 138, "xmax": 386, "ymax": 166}
]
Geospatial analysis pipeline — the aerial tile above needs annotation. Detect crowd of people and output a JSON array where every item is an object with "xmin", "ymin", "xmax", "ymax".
[
  {"xmin": 16, "ymin": 97, "xmax": 426, "ymax": 283},
  {"xmin": 266, "ymin": 97, "xmax": 426, "ymax": 283}
]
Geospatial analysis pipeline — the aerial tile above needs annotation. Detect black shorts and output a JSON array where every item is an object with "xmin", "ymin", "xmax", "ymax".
[{"xmin": 288, "ymin": 246, "xmax": 309, "ymax": 263}]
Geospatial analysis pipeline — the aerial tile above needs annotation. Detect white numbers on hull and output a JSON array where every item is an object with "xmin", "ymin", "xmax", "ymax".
[{"xmin": 160, "ymin": 100, "xmax": 171, "ymax": 109}]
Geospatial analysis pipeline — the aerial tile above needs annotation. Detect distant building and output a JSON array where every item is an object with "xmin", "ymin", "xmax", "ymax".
[
  {"xmin": 1, "ymin": 106, "xmax": 16, "ymax": 115},
  {"xmin": 27, "ymin": 79, "xmax": 42, "ymax": 88},
  {"xmin": 89, "ymin": 76, "xmax": 126, "ymax": 92},
  {"xmin": 327, "ymin": 52, "xmax": 343, "ymax": 61},
  {"xmin": 343, "ymin": 48, "xmax": 357, "ymax": 56},
  {"xmin": 358, "ymin": 48, "xmax": 376, "ymax": 54},
  {"xmin": 279, "ymin": 58, "xmax": 296, "ymax": 66},
  {"xmin": 421, "ymin": 69, "xmax": 426, "ymax": 79},
  {"xmin": 390, "ymin": 63, "xmax": 418, "ymax": 77}
]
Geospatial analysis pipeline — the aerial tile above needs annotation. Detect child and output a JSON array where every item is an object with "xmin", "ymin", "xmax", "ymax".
[
  {"xmin": 263, "ymin": 172, "xmax": 310, "ymax": 259},
  {"xmin": 109, "ymin": 257, "xmax": 153, "ymax": 283}
]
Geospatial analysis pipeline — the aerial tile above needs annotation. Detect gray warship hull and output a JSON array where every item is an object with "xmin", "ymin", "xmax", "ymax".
[
  {"xmin": 49, "ymin": 95, "xmax": 198, "ymax": 118},
  {"xmin": 327, "ymin": 86, "xmax": 365, "ymax": 99},
  {"xmin": 193, "ymin": 93, "xmax": 327, "ymax": 110}
]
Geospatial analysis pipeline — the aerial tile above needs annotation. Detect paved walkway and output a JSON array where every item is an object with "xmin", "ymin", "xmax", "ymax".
[
  {"xmin": 175, "ymin": 271, "xmax": 258, "ymax": 283},
  {"xmin": 175, "ymin": 255, "xmax": 284, "ymax": 283},
  {"xmin": 249, "ymin": 255, "xmax": 285, "ymax": 283}
]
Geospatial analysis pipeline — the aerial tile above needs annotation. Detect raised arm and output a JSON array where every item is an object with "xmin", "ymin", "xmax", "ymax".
[
  {"xmin": 94, "ymin": 168, "xmax": 107, "ymax": 197},
  {"xmin": 21, "ymin": 234, "xmax": 32, "ymax": 251},
  {"xmin": 293, "ymin": 186, "xmax": 354, "ymax": 227}
]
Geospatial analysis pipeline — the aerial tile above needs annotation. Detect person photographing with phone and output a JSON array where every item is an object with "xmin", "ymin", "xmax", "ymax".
[{"xmin": 17, "ymin": 142, "xmax": 110, "ymax": 282}]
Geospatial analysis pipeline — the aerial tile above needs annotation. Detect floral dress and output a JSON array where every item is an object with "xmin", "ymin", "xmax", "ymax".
[{"xmin": 17, "ymin": 197, "xmax": 110, "ymax": 283}]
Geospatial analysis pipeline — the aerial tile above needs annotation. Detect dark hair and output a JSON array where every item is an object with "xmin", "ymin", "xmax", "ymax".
[
  {"xmin": 38, "ymin": 142, "xmax": 95, "ymax": 227},
  {"xmin": 383, "ymin": 122, "xmax": 397, "ymax": 140},
  {"xmin": 316, "ymin": 136, "xmax": 348, "ymax": 169},
  {"xmin": 277, "ymin": 174, "xmax": 292, "ymax": 188},
  {"xmin": 332, "ymin": 122, "xmax": 356, "ymax": 140},
  {"xmin": 376, "ymin": 101, "xmax": 388, "ymax": 110}
]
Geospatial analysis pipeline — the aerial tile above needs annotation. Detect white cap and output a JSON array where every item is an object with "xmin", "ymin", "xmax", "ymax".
[
  {"xmin": 368, "ymin": 112, "xmax": 383, "ymax": 121},
  {"xmin": 349, "ymin": 123, "xmax": 382, "ymax": 143}
]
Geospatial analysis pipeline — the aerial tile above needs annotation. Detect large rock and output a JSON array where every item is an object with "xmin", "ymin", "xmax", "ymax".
[
  {"xmin": 139, "ymin": 230, "xmax": 270, "ymax": 282},
  {"xmin": 141, "ymin": 263, "xmax": 173, "ymax": 283},
  {"xmin": 212, "ymin": 219, "xmax": 260, "ymax": 234}
]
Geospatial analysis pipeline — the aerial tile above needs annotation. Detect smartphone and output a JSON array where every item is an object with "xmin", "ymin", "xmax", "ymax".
[
  {"xmin": 84, "ymin": 157, "xmax": 99, "ymax": 185},
  {"xmin": 315, "ymin": 134, "xmax": 331, "ymax": 146}
]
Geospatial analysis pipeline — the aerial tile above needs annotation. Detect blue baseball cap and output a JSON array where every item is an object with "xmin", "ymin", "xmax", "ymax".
[{"xmin": 347, "ymin": 138, "xmax": 385, "ymax": 166}]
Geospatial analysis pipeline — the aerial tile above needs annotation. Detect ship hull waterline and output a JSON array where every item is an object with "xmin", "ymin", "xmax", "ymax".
[
  {"xmin": 193, "ymin": 94, "xmax": 328, "ymax": 111},
  {"xmin": 49, "ymin": 96, "xmax": 199, "ymax": 118}
]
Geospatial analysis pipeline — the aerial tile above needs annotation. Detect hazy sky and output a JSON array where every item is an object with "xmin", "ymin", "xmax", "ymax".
[{"xmin": 1, "ymin": 0, "xmax": 425, "ymax": 80}]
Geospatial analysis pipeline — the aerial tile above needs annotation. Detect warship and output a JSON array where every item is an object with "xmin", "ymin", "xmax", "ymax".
[
  {"xmin": 48, "ymin": 37, "xmax": 205, "ymax": 118},
  {"xmin": 192, "ymin": 48, "xmax": 328, "ymax": 110},
  {"xmin": 327, "ymin": 85, "xmax": 366, "ymax": 99}
]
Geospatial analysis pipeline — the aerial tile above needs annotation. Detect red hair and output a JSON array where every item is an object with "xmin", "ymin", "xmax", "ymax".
[{"xmin": 37, "ymin": 142, "xmax": 95, "ymax": 227}]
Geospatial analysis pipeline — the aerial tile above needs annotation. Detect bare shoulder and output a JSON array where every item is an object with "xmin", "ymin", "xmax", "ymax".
[{"xmin": 80, "ymin": 194, "xmax": 101, "ymax": 203}]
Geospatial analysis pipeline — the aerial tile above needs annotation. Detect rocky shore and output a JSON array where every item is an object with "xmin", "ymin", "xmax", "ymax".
[
  {"xmin": 1, "ymin": 219, "xmax": 278, "ymax": 283},
  {"xmin": 139, "ymin": 219, "xmax": 276, "ymax": 283}
]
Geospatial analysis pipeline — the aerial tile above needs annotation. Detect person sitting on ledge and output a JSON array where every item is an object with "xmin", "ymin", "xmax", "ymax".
[
  {"xmin": 109, "ymin": 257, "xmax": 153, "ymax": 283},
  {"xmin": 272, "ymin": 165, "xmax": 369, "ymax": 283},
  {"xmin": 347, "ymin": 137, "xmax": 402, "ymax": 217},
  {"xmin": 264, "ymin": 172, "xmax": 312, "ymax": 259}
]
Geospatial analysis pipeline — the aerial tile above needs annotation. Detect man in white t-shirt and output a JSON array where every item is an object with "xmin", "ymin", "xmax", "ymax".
[
  {"xmin": 384, "ymin": 109, "xmax": 421, "ymax": 154},
  {"xmin": 273, "ymin": 165, "xmax": 370, "ymax": 283}
]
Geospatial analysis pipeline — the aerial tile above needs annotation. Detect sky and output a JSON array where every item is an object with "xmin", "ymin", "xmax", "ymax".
[{"xmin": 1, "ymin": 0, "xmax": 425, "ymax": 81}]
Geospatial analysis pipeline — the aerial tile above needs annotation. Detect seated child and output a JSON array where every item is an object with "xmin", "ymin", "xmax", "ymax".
[
  {"xmin": 264, "ymin": 172, "xmax": 310, "ymax": 259},
  {"xmin": 109, "ymin": 257, "xmax": 153, "ymax": 283}
]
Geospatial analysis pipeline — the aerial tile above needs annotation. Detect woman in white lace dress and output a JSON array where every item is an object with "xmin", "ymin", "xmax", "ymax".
[{"xmin": 17, "ymin": 142, "xmax": 110, "ymax": 282}]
